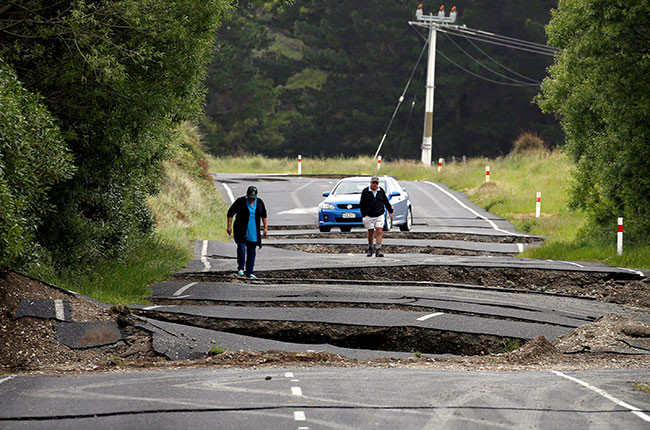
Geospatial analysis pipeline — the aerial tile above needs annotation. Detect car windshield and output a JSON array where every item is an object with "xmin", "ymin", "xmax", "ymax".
[{"xmin": 332, "ymin": 180, "xmax": 386, "ymax": 195}]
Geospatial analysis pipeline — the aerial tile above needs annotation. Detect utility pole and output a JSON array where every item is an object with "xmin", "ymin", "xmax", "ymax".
[{"xmin": 410, "ymin": 4, "xmax": 457, "ymax": 165}]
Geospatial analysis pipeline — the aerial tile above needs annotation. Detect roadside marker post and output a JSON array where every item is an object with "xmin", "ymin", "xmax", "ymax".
[
  {"xmin": 485, "ymin": 166, "xmax": 490, "ymax": 182},
  {"xmin": 617, "ymin": 217, "xmax": 623, "ymax": 256},
  {"xmin": 298, "ymin": 154, "xmax": 302, "ymax": 175},
  {"xmin": 377, "ymin": 155, "xmax": 382, "ymax": 170},
  {"xmin": 535, "ymin": 192, "xmax": 541, "ymax": 218},
  {"xmin": 438, "ymin": 158, "xmax": 443, "ymax": 172}
]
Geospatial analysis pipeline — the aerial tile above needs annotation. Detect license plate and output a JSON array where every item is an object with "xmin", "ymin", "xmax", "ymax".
[{"xmin": 342, "ymin": 212, "xmax": 356, "ymax": 218}]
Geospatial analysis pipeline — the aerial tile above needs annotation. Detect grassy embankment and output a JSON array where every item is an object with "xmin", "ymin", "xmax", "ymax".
[
  {"xmin": 29, "ymin": 123, "xmax": 229, "ymax": 304},
  {"xmin": 210, "ymin": 153, "xmax": 650, "ymax": 269}
]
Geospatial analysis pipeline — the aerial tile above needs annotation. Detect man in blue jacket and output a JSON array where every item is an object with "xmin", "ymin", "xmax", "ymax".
[
  {"xmin": 360, "ymin": 176, "xmax": 393, "ymax": 257},
  {"xmin": 226, "ymin": 186, "xmax": 268, "ymax": 278}
]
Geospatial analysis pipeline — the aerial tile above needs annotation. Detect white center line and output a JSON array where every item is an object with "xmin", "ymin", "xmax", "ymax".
[
  {"xmin": 173, "ymin": 282, "xmax": 198, "ymax": 297},
  {"xmin": 54, "ymin": 299, "xmax": 65, "ymax": 321},
  {"xmin": 423, "ymin": 181, "xmax": 517, "ymax": 236},
  {"xmin": 0, "ymin": 376, "xmax": 14, "ymax": 385},
  {"xmin": 285, "ymin": 372, "xmax": 294, "ymax": 378},
  {"xmin": 143, "ymin": 305, "xmax": 161, "ymax": 311},
  {"xmin": 551, "ymin": 371, "xmax": 650, "ymax": 423},
  {"xmin": 416, "ymin": 312, "xmax": 444, "ymax": 321},
  {"xmin": 201, "ymin": 240, "xmax": 210, "ymax": 272},
  {"xmin": 294, "ymin": 411, "xmax": 306, "ymax": 421},
  {"xmin": 291, "ymin": 386, "xmax": 303, "ymax": 396},
  {"xmin": 222, "ymin": 183, "xmax": 235, "ymax": 204}
]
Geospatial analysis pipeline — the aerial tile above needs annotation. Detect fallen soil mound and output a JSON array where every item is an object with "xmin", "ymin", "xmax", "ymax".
[
  {"xmin": 552, "ymin": 314, "xmax": 650, "ymax": 354},
  {"xmin": 0, "ymin": 270, "xmax": 159, "ymax": 372}
]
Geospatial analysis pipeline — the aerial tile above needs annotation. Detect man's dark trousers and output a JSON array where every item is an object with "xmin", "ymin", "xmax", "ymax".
[{"xmin": 237, "ymin": 241, "xmax": 256, "ymax": 276}]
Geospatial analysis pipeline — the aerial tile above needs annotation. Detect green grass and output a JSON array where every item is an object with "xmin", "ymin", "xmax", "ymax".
[{"xmin": 30, "ymin": 234, "xmax": 191, "ymax": 305}]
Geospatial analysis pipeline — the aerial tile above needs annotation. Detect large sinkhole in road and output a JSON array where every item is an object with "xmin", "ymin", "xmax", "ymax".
[{"xmin": 134, "ymin": 309, "xmax": 523, "ymax": 356}]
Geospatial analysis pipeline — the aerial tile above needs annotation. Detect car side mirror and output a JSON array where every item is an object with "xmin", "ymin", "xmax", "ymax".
[
  {"xmin": 322, "ymin": 192, "xmax": 330, "ymax": 197},
  {"xmin": 391, "ymin": 191, "xmax": 401, "ymax": 197}
]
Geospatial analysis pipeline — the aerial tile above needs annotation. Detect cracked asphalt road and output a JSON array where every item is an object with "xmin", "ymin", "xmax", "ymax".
[
  {"xmin": 2, "ymin": 368, "xmax": 649, "ymax": 429},
  {"xmin": 3, "ymin": 173, "xmax": 649, "ymax": 429}
]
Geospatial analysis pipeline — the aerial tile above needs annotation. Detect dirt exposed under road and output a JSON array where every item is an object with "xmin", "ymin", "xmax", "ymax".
[{"xmin": 2, "ymin": 270, "xmax": 650, "ymax": 374}]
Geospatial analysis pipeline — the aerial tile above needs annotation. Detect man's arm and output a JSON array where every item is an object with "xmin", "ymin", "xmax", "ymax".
[
  {"xmin": 383, "ymin": 190, "xmax": 394, "ymax": 216},
  {"xmin": 359, "ymin": 188, "xmax": 369, "ymax": 217},
  {"xmin": 227, "ymin": 217, "xmax": 233, "ymax": 235},
  {"xmin": 262, "ymin": 218, "xmax": 268, "ymax": 237}
]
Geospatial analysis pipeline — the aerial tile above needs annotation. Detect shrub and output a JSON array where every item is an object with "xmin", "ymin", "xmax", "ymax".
[
  {"xmin": 0, "ymin": 62, "xmax": 75, "ymax": 269},
  {"xmin": 511, "ymin": 132, "xmax": 546, "ymax": 155}
]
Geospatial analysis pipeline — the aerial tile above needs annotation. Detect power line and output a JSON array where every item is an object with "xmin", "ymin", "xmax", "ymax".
[
  {"xmin": 436, "ymin": 48, "xmax": 540, "ymax": 87},
  {"xmin": 436, "ymin": 25, "xmax": 558, "ymax": 56},
  {"xmin": 441, "ymin": 32, "xmax": 541, "ymax": 85},
  {"xmin": 465, "ymin": 37, "xmax": 541, "ymax": 84},
  {"xmin": 410, "ymin": 23, "xmax": 541, "ymax": 87}
]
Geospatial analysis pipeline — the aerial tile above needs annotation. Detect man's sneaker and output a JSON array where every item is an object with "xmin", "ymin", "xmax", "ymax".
[
  {"xmin": 375, "ymin": 249, "xmax": 384, "ymax": 257},
  {"xmin": 237, "ymin": 270, "xmax": 245, "ymax": 276},
  {"xmin": 248, "ymin": 274, "xmax": 258, "ymax": 279},
  {"xmin": 366, "ymin": 248, "xmax": 374, "ymax": 257}
]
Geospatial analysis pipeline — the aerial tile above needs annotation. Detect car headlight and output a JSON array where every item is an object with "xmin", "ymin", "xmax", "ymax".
[{"xmin": 321, "ymin": 203, "xmax": 336, "ymax": 210}]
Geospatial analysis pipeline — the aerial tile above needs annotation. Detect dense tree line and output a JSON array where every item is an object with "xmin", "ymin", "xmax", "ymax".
[
  {"xmin": 201, "ymin": 0, "xmax": 562, "ymax": 159},
  {"xmin": 537, "ymin": 0, "xmax": 650, "ymax": 241},
  {"xmin": 0, "ymin": 0, "xmax": 232, "ymax": 269}
]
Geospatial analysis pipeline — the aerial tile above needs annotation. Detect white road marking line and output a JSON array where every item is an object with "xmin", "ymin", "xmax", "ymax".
[
  {"xmin": 201, "ymin": 240, "xmax": 210, "ymax": 272},
  {"xmin": 546, "ymin": 259, "xmax": 585, "ymax": 268},
  {"xmin": 285, "ymin": 372, "xmax": 294, "ymax": 378},
  {"xmin": 291, "ymin": 379, "xmax": 300, "ymax": 382},
  {"xmin": 0, "ymin": 376, "xmax": 14, "ymax": 385},
  {"xmin": 143, "ymin": 305, "xmax": 162, "ymax": 311},
  {"xmin": 298, "ymin": 427, "xmax": 310, "ymax": 430},
  {"xmin": 222, "ymin": 183, "xmax": 235, "ymax": 204},
  {"xmin": 416, "ymin": 312, "xmax": 444, "ymax": 321},
  {"xmin": 54, "ymin": 299, "xmax": 65, "ymax": 321},
  {"xmin": 290, "ymin": 180, "xmax": 314, "ymax": 212},
  {"xmin": 291, "ymin": 387, "xmax": 303, "ymax": 396},
  {"xmin": 277, "ymin": 207, "xmax": 319, "ymax": 215},
  {"xmin": 516, "ymin": 243, "xmax": 524, "ymax": 253},
  {"xmin": 294, "ymin": 411, "xmax": 306, "ymax": 421},
  {"xmin": 619, "ymin": 267, "xmax": 645, "ymax": 277},
  {"xmin": 172, "ymin": 295, "xmax": 192, "ymax": 299},
  {"xmin": 173, "ymin": 282, "xmax": 198, "ymax": 297},
  {"xmin": 423, "ymin": 181, "xmax": 517, "ymax": 236},
  {"xmin": 551, "ymin": 371, "xmax": 650, "ymax": 423}
]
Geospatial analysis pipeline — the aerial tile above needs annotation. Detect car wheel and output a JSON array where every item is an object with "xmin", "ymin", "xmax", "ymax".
[
  {"xmin": 384, "ymin": 213, "xmax": 392, "ymax": 231},
  {"xmin": 340, "ymin": 226, "xmax": 352, "ymax": 232},
  {"xmin": 319, "ymin": 226, "xmax": 331, "ymax": 232},
  {"xmin": 399, "ymin": 207, "xmax": 413, "ymax": 231}
]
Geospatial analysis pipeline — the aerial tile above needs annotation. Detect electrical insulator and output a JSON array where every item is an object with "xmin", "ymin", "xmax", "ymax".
[
  {"xmin": 450, "ymin": 6, "xmax": 457, "ymax": 22},
  {"xmin": 438, "ymin": 5, "xmax": 445, "ymax": 18}
]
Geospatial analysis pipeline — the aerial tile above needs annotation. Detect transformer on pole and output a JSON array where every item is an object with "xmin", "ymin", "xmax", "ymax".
[{"xmin": 410, "ymin": 4, "xmax": 457, "ymax": 165}]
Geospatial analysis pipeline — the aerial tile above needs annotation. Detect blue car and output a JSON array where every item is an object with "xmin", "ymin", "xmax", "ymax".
[{"xmin": 318, "ymin": 176, "xmax": 413, "ymax": 232}]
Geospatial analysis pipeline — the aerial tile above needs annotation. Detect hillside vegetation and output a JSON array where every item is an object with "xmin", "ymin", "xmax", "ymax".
[{"xmin": 30, "ymin": 124, "xmax": 227, "ymax": 304}]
